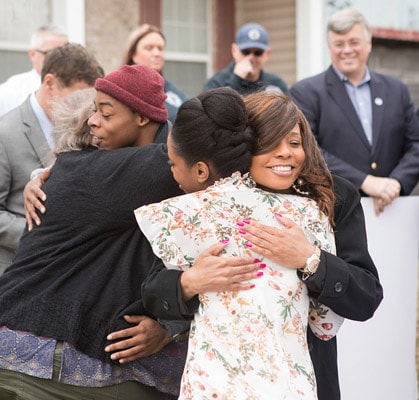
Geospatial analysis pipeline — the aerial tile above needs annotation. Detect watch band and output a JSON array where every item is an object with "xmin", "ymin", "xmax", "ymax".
[{"xmin": 300, "ymin": 246, "xmax": 321, "ymax": 281}]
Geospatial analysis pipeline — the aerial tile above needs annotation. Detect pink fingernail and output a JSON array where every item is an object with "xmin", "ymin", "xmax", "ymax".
[
  {"xmin": 243, "ymin": 219, "xmax": 250, "ymax": 224},
  {"xmin": 253, "ymin": 258, "xmax": 260, "ymax": 263},
  {"xmin": 259, "ymin": 263, "xmax": 266, "ymax": 269},
  {"xmin": 238, "ymin": 229, "xmax": 246, "ymax": 235},
  {"xmin": 236, "ymin": 221, "xmax": 244, "ymax": 227},
  {"xmin": 274, "ymin": 213, "xmax": 283, "ymax": 218},
  {"xmin": 250, "ymin": 284, "xmax": 255, "ymax": 289},
  {"xmin": 221, "ymin": 238, "xmax": 230, "ymax": 244},
  {"xmin": 245, "ymin": 241, "xmax": 252, "ymax": 247},
  {"xmin": 256, "ymin": 271, "xmax": 264, "ymax": 277}
]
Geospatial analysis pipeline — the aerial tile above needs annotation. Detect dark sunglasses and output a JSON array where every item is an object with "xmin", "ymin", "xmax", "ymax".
[{"xmin": 241, "ymin": 49, "xmax": 264, "ymax": 57}]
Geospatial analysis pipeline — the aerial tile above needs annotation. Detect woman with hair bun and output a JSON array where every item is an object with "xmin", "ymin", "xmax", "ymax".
[{"xmin": 136, "ymin": 89, "xmax": 344, "ymax": 399}]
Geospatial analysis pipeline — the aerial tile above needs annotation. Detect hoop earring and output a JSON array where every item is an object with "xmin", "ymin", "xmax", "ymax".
[{"xmin": 292, "ymin": 177, "xmax": 310, "ymax": 196}]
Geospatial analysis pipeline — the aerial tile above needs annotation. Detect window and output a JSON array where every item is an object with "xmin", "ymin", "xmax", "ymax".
[
  {"xmin": 0, "ymin": 0, "xmax": 84, "ymax": 83},
  {"xmin": 0, "ymin": 0, "xmax": 50, "ymax": 81},
  {"xmin": 162, "ymin": 0, "xmax": 210, "ymax": 96}
]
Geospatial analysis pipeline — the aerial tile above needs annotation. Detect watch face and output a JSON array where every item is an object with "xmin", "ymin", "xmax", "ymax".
[
  {"xmin": 304, "ymin": 247, "xmax": 321, "ymax": 276},
  {"xmin": 309, "ymin": 259, "xmax": 320, "ymax": 270}
]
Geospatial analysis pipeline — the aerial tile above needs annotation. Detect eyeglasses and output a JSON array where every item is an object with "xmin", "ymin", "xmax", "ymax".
[
  {"xmin": 241, "ymin": 49, "xmax": 264, "ymax": 57},
  {"xmin": 34, "ymin": 49, "xmax": 49, "ymax": 55}
]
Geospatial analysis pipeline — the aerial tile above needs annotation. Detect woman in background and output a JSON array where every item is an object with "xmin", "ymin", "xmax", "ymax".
[{"xmin": 122, "ymin": 24, "xmax": 189, "ymax": 122}]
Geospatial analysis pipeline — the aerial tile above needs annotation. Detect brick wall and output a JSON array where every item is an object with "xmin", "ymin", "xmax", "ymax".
[{"xmin": 85, "ymin": 0, "xmax": 140, "ymax": 74}]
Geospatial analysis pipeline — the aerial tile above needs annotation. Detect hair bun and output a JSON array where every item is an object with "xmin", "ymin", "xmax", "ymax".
[{"xmin": 199, "ymin": 87, "xmax": 247, "ymax": 132}]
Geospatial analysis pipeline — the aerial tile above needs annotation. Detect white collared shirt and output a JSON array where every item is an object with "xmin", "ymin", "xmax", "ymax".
[{"xmin": 0, "ymin": 69, "xmax": 41, "ymax": 117}]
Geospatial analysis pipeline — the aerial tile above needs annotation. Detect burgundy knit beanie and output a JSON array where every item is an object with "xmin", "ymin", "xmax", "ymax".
[{"xmin": 94, "ymin": 65, "xmax": 168, "ymax": 122}]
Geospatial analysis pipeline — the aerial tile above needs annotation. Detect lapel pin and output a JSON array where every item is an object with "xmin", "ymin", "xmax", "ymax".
[{"xmin": 374, "ymin": 97, "xmax": 383, "ymax": 106}]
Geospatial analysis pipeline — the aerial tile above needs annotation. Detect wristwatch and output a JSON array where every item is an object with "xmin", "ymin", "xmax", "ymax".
[
  {"xmin": 172, "ymin": 330, "xmax": 189, "ymax": 343},
  {"xmin": 300, "ymin": 246, "xmax": 321, "ymax": 281}
]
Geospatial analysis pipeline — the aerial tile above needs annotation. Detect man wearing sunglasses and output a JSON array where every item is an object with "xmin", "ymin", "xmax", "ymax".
[{"xmin": 203, "ymin": 22, "xmax": 288, "ymax": 95}]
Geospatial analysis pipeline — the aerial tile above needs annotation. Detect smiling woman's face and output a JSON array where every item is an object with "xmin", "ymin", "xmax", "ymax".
[{"xmin": 250, "ymin": 124, "xmax": 305, "ymax": 193}]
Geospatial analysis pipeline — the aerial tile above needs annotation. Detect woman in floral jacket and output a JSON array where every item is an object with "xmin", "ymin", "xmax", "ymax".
[{"xmin": 135, "ymin": 88, "xmax": 344, "ymax": 400}]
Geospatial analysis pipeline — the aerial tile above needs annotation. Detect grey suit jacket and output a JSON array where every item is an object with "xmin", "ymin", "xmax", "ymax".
[
  {"xmin": 0, "ymin": 97, "xmax": 51, "ymax": 273},
  {"xmin": 289, "ymin": 66, "xmax": 419, "ymax": 195}
]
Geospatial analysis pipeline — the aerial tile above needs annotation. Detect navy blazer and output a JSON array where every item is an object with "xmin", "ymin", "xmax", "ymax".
[{"xmin": 289, "ymin": 66, "xmax": 419, "ymax": 195}]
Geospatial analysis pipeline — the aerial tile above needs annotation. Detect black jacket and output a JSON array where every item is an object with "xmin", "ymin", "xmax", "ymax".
[{"xmin": 203, "ymin": 62, "xmax": 288, "ymax": 95}]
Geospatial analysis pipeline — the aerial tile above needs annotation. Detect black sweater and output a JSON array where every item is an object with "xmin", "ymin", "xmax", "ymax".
[{"xmin": 0, "ymin": 144, "xmax": 182, "ymax": 362}]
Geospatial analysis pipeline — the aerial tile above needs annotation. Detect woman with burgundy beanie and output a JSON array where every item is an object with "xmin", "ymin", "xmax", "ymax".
[{"xmin": 0, "ymin": 64, "xmax": 189, "ymax": 399}]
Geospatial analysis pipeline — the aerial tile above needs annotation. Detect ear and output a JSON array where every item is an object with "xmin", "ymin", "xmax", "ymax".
[
  {"xmin": 28, "ymin": 49, "xmax": 36, "ymax": 61},
  {"xmin": 42, "ymin": 73, "xmax": 55, "ymax": 90},
  {"xmin": 195, "ymin": 161, "xmax": 210, "ymax": 184},
  {"xmin": 366, "ymin": 39, "xmax": 372, "ymax": 55},
  {"xmin": 135, "ymin": 114, "xmax": 150, "ymax": 127},
  {"xmin": 264, "ymin": 47, "xmax": 272, "ymax": 59}
]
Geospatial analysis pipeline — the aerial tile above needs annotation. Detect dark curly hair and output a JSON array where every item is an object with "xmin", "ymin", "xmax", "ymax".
[
  {"xmin": 244, "ymin": 91, "xmax": 335, "ymax": 224},
  {"xmin": 170, "ymin": 87, "xmax": 255, "ymax": 183}
]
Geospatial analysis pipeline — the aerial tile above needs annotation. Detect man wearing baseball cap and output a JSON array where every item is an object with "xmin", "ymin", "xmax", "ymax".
[{"xmin": 204, "ymin": 22, "xmax": 288, "ymax": 94}]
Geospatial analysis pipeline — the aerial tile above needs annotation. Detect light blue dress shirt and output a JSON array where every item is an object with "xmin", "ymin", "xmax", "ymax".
[
  {"xmin": 29, "ymin": 92, "xmax": 55, "ymax": 149},
  {"xmin": 333, "ymin": 67, "xmax": 373, "ymax": 145}
]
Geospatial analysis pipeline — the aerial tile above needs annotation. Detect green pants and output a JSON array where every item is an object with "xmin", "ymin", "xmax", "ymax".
[{"xmin": 0, "ymin": 342, "xmax": 176, "ymax": 400}]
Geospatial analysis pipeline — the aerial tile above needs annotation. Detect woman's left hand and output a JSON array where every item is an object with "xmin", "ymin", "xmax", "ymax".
[
  {"xmin": 104, "ymin": 315, "xmax": 171, "ymax": 363},
  {"xmin": 238, "ymin": 215, "xmax": 314, "ymax": 269}
]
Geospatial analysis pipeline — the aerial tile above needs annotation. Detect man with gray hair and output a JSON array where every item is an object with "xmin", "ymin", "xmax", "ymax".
[
  {"xmin": 0, "ymin": 24, "xmax": 68, "ymax": 117},
  {"xmin": 289, "ymin": 7, "xmax": 419, "ymax": 400},
  {"xmin": 290, "ymin": 7, "xmax": 419, "ymax": 216}
]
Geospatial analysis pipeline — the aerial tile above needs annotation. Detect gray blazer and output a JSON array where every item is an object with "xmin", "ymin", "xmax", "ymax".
[{"xmin": 0, "ymin": 97, "xmax": 51, "ymax": 273}]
